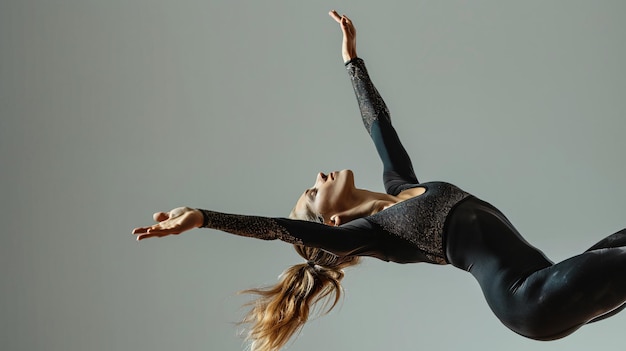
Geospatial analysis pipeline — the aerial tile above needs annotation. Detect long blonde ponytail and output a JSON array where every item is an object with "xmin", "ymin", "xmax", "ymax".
[{"xmin": 239, "ymin": 209, "xmax": 361, "ymax": 351}]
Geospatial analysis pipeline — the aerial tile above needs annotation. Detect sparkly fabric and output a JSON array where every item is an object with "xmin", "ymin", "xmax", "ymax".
[
  {"xmin": 347, "ymin": 57, "xmax": 470, "ymax": 264},
  {"xmin": 346, "ymin": 58, "xmax": 419, "ymax": 195},
  {"xmin": 199, "ymin": 210, "xmax": 303, "ymax": 245},
  {"xmin": 346, "ymin": 58, "xmax": 391, "ymax": 134},
  {"xmin": 195, "ymin": 58, "xmax": 473, "ymax": 265},
  {"xmin": 366, "ymin": 182, "xmax": 470, "ymax": 264}
]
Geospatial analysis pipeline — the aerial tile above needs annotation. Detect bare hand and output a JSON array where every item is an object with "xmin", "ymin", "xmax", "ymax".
[
  {"xmin": 329, "ymin": 10, "xmax": 357, "ymax": 63},
  {"xmin": 132, "ymin": 207, "xmax": 204, "ymax": 241}
]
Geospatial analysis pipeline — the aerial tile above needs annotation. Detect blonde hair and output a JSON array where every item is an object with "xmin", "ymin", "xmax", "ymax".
[{"xmin": 238, "ymin": 205, "xmax": 361, "ymax": 351}]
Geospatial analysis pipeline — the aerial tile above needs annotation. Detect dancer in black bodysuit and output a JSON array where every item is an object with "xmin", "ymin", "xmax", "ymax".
[{"xmin": 133, "ymin": 10, "xmax": 626, "ymax": 350}]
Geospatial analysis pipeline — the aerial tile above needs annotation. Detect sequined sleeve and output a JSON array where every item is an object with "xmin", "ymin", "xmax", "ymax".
[
  {"xmin": 346, "ymin": 58, "xmax": 419, "ymax": 195},
  {"xmin": 197, "ymin": 208, "xmax": 452, "ymax": 264},
  {"xmin": 197, "ymin": 209, "xmax": 389, "ymax": 258}
]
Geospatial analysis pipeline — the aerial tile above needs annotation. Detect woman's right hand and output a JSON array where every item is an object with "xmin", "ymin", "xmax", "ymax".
[
  {"xmin": 132, "ymin": 207, "xmax": 204, "ymax": 241},
  {"xmin": 329, "ymin": 10, "xmax": 357, "ymax": 63}
]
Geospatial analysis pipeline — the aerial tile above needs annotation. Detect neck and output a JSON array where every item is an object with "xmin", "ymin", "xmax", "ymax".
[
  {"xmin": 360, "ymin": 188, "xmax": 400, "ymax": 210},
  {"xmin": 340, "ymin": 188, "xmax": 400, "ymax": 220}
]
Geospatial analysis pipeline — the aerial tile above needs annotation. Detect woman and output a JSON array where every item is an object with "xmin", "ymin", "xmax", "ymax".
[{"xmin": 133, "ymin": 10, "xmax": 626, "ymax": 351}]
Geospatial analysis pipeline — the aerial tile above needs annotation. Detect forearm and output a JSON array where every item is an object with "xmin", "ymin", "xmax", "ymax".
[
  {"xmin": 198, "ymin": 209, "xmax": 304, "ymax": 245},
  {"xmin": 342, "ymin": 46, "xmax": 357, "ymax": 63},
  {"xmin": 346, "ymin": 58, "xmax": 391, "ymax": 134},
  {"xmin": 345, "ymin": 58, "xmax": 418, "ymax": 191}
]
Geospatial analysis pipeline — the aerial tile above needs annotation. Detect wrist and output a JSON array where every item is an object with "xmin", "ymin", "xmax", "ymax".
[
  {"xmin": 342, "ymin": 46, "xmax": 357, "ymax": 62},
  {"xmin": 343, "ymin": 53, "xmax": 357, "ymax": 63},
  {"xmin": 192, "ymin": 208, "xmax": 206, "ymax": 228},
  {"xmin": 343, "ymin": 55, "xmax": 359, "ymax": 65}
]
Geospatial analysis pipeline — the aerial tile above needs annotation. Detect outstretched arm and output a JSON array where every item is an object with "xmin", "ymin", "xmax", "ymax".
[
  {"xmin": 330, "ymin": 12, "xmax": 419, "ymax": 195},
  {"xmin": 132, "ymin": 207, "xmax": 385, "ymax": 259}
]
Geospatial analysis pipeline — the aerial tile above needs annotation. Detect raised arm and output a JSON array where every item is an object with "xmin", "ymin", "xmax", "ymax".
[{"xmin": 330, "ymin": 12, "xmax": 419, "ymax": 195}]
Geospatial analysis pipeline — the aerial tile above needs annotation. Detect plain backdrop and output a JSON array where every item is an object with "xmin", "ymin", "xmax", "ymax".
[{"xmin": 2, "ymin": 1, "xmax": 626, "ymax": 350}]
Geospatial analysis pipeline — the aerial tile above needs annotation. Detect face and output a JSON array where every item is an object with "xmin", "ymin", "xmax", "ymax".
[{"xmin": 295, "ymin": 169, "xmax": 356, "ymax": 222}]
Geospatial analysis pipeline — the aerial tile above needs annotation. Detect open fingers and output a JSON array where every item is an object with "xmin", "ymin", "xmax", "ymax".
[
  {"xmin": 132, "ymin": 224, "xmax": 167, "ymax": 236},
  {"xmin": 135, "ymin": 231, "xmax": 170, "ymax": 241},
  {"xmin": 135, "ymin": 233, "xmax": 157, "ymax": 241},
  {"xmin": 133, "ymin": 224, "xmax": 179, "ymax": 240},
  {"xmin": 132, "ymin": 226, "xmax": 151, "ymax": 235}
]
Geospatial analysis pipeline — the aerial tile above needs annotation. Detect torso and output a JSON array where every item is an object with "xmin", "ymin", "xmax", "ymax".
[{"xmin": 366, "ymin": 182, "xmax": 472, "ymax": 264}]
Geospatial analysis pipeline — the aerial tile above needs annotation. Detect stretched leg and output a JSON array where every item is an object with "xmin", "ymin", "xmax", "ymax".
[
  {"xmin": 584, "ymin": 228, "xmax": 626, "ymax": 323},
  {"xmin": 446, "ymin": 198, "xmax": 626, "ymax": 340},
  {"xmin": 586, "ymin": 228, "xmax": 626, "ymax": 250},
  {"xmin": 506, "ymin": 247, "xmax": 626, "ymax": 339}
]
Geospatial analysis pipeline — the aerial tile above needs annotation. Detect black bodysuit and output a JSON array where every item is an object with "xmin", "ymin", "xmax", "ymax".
[{"xmin": 199, "ymin": 58, "xmax": 626, "ymax": 340}]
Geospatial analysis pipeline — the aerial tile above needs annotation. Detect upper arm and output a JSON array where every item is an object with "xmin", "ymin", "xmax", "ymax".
[
  {"xmin": 370, "ymin": 118, "xmax": 419, "ymax": 194},
  {"xmin": 273, "ymin": 217, "xmax": 387, "ymax": 258}
]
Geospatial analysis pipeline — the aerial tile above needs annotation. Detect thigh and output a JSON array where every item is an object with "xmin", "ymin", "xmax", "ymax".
[
  {"xmin": 445, "ymin": 198, "xmax": 626, "ymax": 339},
  {"xmin": 506, "ymin": 247, "xmax": 626, "ymax": 339}
]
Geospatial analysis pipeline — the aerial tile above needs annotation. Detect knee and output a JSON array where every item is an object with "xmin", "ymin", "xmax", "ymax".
[
  {"xmin": 489, "ymin": 293, "xmax": 580, "ymax": 341},
  {"xmin": 509, "ymin": 322, "xmax": 582, "ymax": 341},
  {"xmin": 494, "ymin": 299, "xmax": 586, "ymax": 341}
]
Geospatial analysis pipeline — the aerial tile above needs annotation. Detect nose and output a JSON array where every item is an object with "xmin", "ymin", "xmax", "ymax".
[{"xmin": 316, "ymin": 172, "xmax": 327, "ymax": 183}]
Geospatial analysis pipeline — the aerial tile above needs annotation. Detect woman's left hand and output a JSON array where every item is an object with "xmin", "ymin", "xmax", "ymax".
[
  {"xmin": 132, "ymin": 207, "xmax": 204, "ymax": 241},
  {"xmin": 329, "ymin": 10, "xmax": 357, "ymax": 63}
]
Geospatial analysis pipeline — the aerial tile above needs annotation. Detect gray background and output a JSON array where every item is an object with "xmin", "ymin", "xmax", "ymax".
[{"xmin": 2, "ymin": 1, "xmax": 626, "ymax": 350}]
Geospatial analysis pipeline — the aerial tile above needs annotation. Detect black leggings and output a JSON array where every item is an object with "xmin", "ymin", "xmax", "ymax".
[{"xmin": 445, "ymin": 196, "xmax": 626, "ymax": 341}]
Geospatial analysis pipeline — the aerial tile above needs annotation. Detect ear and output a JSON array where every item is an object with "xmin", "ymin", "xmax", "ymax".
[
  {"xmin": 329, "ymin": 214, "xmax": 343, "ymax": 226},
  {"xmin": 329, "ymin": 206, "xmax": 367, "ymax": 226}
]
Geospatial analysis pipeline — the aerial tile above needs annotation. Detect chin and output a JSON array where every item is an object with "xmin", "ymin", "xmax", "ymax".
[
  {"xmin": 339, "ymin": 169, "xmax": 355, "ymax": 186},
  {"xmin": 334, "ymin": 169, "xmax": 352, "ymax": 178}
]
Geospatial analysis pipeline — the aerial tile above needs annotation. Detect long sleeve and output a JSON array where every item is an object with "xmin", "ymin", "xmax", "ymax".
[
  {"xmin": 198, "ymin": 208, "xmax": 436, "ymax": 263},
  {"xmin": 198, "ymin": 209, "xmax": 386, "ymax": 259},
  {"xmin": 346, "ymin": 58, "xmax": 419, "ymax": 195}
]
